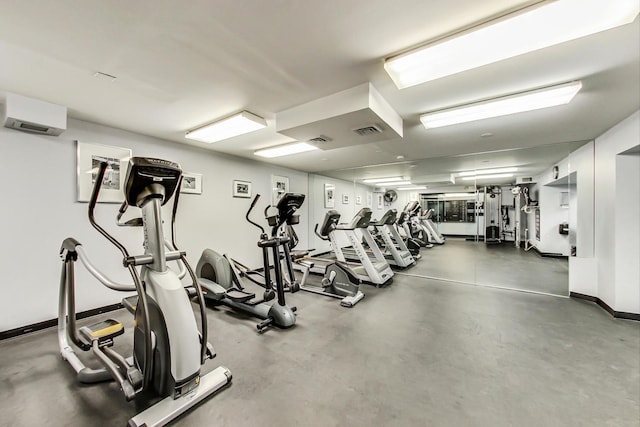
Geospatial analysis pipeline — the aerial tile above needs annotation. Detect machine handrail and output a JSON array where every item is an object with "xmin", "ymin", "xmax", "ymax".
[
  {"xmin": 76, "ymin": 246, "xmax": 136, "ymax": 291},
  {"xmin": 246, "ymin": 194, "xmax": 266, "ymax": 234}
]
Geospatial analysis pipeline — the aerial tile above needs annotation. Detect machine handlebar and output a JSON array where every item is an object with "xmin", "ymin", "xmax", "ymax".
[
  {"xmin": 314, "ymin": 224, "xmax": 329, "ymax": 241},
  {"xmin": 246, "ymin": 194, "xmax": 266, "ymax": 234}
]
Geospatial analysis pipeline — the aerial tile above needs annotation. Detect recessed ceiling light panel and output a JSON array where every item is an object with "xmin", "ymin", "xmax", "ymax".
[
  {"xmin": 458, "ymin": 167, "xmax": 518, "ymax": 176},
  {"xmin": 420, "ymin": 81, "xmax": 582, "ymax": 129},
  {"xmin": 363, "ymin": 177, "xmax": 404, "ymax": 183},
  {"xmin": 186, "ymin": 111, "xmax": 267, "ymax": 143},
  {"xmin": 254, "ymin": 142, "xmax": 318, "ymax": 158},
  {"xmin": 385, "ymin": 0, "xmax": 639, "ymax": 88},
  {"xmin": 461, "ymin": 173, "xmax": 514, "ymax": 181}
]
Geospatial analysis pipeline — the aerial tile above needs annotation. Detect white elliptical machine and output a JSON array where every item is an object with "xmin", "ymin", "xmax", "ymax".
[{"xmin": 58, "ymin": 158, "xmax": 231, "ymax": 427}]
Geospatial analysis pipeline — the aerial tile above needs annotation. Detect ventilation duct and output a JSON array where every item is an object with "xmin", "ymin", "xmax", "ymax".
[{"xmin": 276, "ymin": 83, "xmax": 402, "ymax": 150}]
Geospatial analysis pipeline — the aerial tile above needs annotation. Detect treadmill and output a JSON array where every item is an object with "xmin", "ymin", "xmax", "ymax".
[
  {"xmin": 343, "ymin": 209, "xmax": 416, "ymax": 268},
  {"xmin": 310, "ymin": 209, "xmax": 394, "ymax": 287},
  {"xmin": 419, "ymin": 208, "xmax": 445, "ymax": 244}
]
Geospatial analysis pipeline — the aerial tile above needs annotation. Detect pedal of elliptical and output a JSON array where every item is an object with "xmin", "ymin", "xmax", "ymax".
[
  {"xmin": 79, "ymin": 319, "xmax": 124, "ymax": 345},
  {"xmin": 225, "ymin": 289, "xmax": 255, "ymax": 304}
]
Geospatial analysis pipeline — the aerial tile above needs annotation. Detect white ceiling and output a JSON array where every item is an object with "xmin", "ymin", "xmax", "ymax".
[{"xmin": 0, "ymin": 1, "xmax": 638, "ymax": 185}]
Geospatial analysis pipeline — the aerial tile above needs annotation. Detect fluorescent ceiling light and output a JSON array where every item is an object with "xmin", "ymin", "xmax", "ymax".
[
  {"xmin": 397, "ymin": 186, "xmax": 427, "ymax": 191},
  {"xmin": 458, "ymin": 167, "xmax": 518, "ymax": 176},
  {"xmin": 461, "ymin": 173, "xmax": 513, "ymax": 181},
  {"xmin": 254, "ymin": 142, "xmax": 318, "ymax": 158},
  {"xmin": 444, "ymin": 193, "xmax": 475, "ymax": 197},
  {"xmin": 186, "ymin": 111, "xmax": 267, "ymax": 143},
  {"xmin": 363, "ymin": 177, "xmax": 404, "ymax": 183},
  {"xmin": 384, "ymin": 0, "xmax": 639, "ymax": 88},
  {"xmin": 420, "ymin": 81, "xmax": 582, "ymax": 129},
  {"xmin": 376, "ymin": 181, "xmax": 412, "ymax": 187}
]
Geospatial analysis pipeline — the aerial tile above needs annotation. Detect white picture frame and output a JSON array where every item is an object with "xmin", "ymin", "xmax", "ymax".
[
  {"xmin": 376, "ymin": 193, "xmax": 384, "ymax": 209},
  {"xmin": 342, "ymin": 194, "xmax": 350, "ymax": 204},
  {"xmin": 272, "ymin": 175, "xmax": 289, "ymax": 205},
  {"xmin": 181, "ymin": 172, "xmax": 203, "ymax": 194},
  {"xmin": 324, "ymin": 183, "xmax": 335, "ymax": 208},
  {"xmin": 367, "ymin": 192, "xmax": 373, "ymax": 208},
  {"xmin": 356, "ymin": 195, "xmax": 362, "ymax": 205},
  {"xmin": 233, "ymin": 180, "xmax": 252, "ymax": 198},
  {"xmin": 76, "ymin": 141, "xmax": 132, "ymax": 203}
]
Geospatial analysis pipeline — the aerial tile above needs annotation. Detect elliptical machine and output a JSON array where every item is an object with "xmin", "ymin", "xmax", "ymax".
[
  {"xmin": 227, "ymin": 193, "xmax": 305, "ymax": 295},
  {"xmin": 277, "ymin": 195, "xmax": 364, "ymax": 307},
  {"xmin": 196, "ymin": 194, "xmax": 297, "ymax": 332},
  {"xmin": 58, "ymin": 158, "xmax": 231, "ymax": 427}
]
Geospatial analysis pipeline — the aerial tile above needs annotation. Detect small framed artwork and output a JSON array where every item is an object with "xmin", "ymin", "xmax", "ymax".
[
  {"xmin": 76, "ymin": 141, "xmax": 132, "ymax": 203},
  {"xmin": 356, "ymin": 195, "xmax": 362, "ymax": 205},
  {"xmin": 324, "ymin": 183, "xmax": 335, "ymax": 208},
  {"xmin": 342, "ymin": 194, "xmax": 350, "ymax": 204},
  {"xmin": 233, "ymin": 180, "xmax": 252, "ymax": 198},
  {"xmin": 376, "ymin": 193, "xmax": 383, "ymax": 209},
  {"xmin": 367, "ymin": 192, "xmax": 373, "ymax": 208},
  {"xmin": 272, "ymin": 175, "xmax": 289, "ymax": 205},
  {"xmin": 181, "ymin": 172, "xmax": 203, "ymax": 194}
]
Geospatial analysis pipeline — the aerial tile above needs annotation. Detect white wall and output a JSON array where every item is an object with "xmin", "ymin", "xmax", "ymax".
[
  {"xmin": 614, "ymin": 151, "xmax": 640, "ymax": 313},
  {"xmin": 525, "ymin": 166, "xmax": 570, "ymax": 255},
  {"xmin": 567, "ymin": 142, "xmax": 597, "ymax": 296},
  {"xmin": 594, "ymin": 110, "xmax": 640, "ymax": 313},
  {"xmin": 568, "ymin": 110, "xmax": 640, "ymax": 314},
  {"xmin": 0, "ymin": 118, "xmax": 309, "ymax": 331}
]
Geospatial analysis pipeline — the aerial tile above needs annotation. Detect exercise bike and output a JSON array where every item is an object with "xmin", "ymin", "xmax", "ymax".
[
  {"xmin": 196, "ymin": 194, "xmax": 297, "ymax": 332},
  {"xmin": 58, "ymin": 158, "xmax": 231, "ymax": 427}
]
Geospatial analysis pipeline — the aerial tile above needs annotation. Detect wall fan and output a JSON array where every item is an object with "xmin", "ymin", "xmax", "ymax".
[{"xmin": 383, "ymin": 189, "xmax": 398, "ymax": 203}]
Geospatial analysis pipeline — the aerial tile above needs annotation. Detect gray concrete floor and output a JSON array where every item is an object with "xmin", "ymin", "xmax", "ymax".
[
  {"xmin": 402, "ymin": 238, "xmax": 569, "ymax": 296},
  {"xmin": 1, "ymin": 273, "xmax": 638, "ymax": 427}
]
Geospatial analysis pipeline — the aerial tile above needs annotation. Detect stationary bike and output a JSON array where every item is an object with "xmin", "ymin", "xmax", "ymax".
[
  {"xmin": 58, "ymin": 158, "xmax": 231, "ymax": 427},
  {"xmin": 196, "ymin": 194, "xmax": 297, "ymax": 332}
]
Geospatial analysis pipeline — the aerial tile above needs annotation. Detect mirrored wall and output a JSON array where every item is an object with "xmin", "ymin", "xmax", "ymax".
[{"xmin": 306, "ymin": 141, "xmax": 591, "ymax": 296}]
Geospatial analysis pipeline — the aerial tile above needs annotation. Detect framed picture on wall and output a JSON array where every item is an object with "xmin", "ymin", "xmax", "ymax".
[
  {"xmin": 233, "ymin": 180, "xmax": 252, "ymax": 198},
  {"xmin": 76, "ymin": 141, "xmax": 132, "ymax": 203},
  {"xmin": 376, "ymin": 193, "xmax": 383, "ymax": 209},
  {"xmin": 272, "ymin": 175, "xmax": 289, "ymax": 205},
  {"xmin": 342, "ymin": 194, "xmax": 350, "ymax": 204},
  {"xmin": 356, "ymin": 195, "xmax": 362, "ymax": 205},
  {"xmin": 367, "ymin": 192, "xmax": 372, "ymax": 208},
  {"xmin": 324, "ymin": 183, "xmax": 335, "ymax": 208},
  {"xmin": 181, "ymin": 172, "xmax": 203, "ymax": 194}
]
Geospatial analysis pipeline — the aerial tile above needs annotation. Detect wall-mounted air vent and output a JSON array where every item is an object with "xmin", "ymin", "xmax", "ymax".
[
  {"xmin": 308, "ymin": 135, "xmax": 332, "ymax": 143},
  {"xmin": 353, "ymin": 124, "xmax": 383, "ymax": 136},
  {"xmin": 2, "ymin": 93, "xmax": 67, "ymax": 136}
]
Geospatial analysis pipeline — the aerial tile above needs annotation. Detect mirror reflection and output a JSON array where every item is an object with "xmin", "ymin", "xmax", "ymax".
[{"xmin": 306, "ymin": 141, "xmax": 588, "ymax": 296}]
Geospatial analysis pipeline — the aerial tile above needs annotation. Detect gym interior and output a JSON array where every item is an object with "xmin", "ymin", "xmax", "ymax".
[{"xmin": 1, "ymin": 2, "xmax": 639, "ymax": 427}]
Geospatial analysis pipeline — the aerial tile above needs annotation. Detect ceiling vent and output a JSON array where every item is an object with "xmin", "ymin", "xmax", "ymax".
[
  {"xmin": 353, "ymin": 124, "xmax": 383, "ymax": 136},
  {"xmin": 308, "ymin": 135, "xmax": 332, "ymax": 143},
  {"xmin": 2, "ymin": 93, "xmax": 67, "ymax": 136},
  {"xmin": 276, "ymin": 83, "xmax": 402, "ymax": 151}
]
